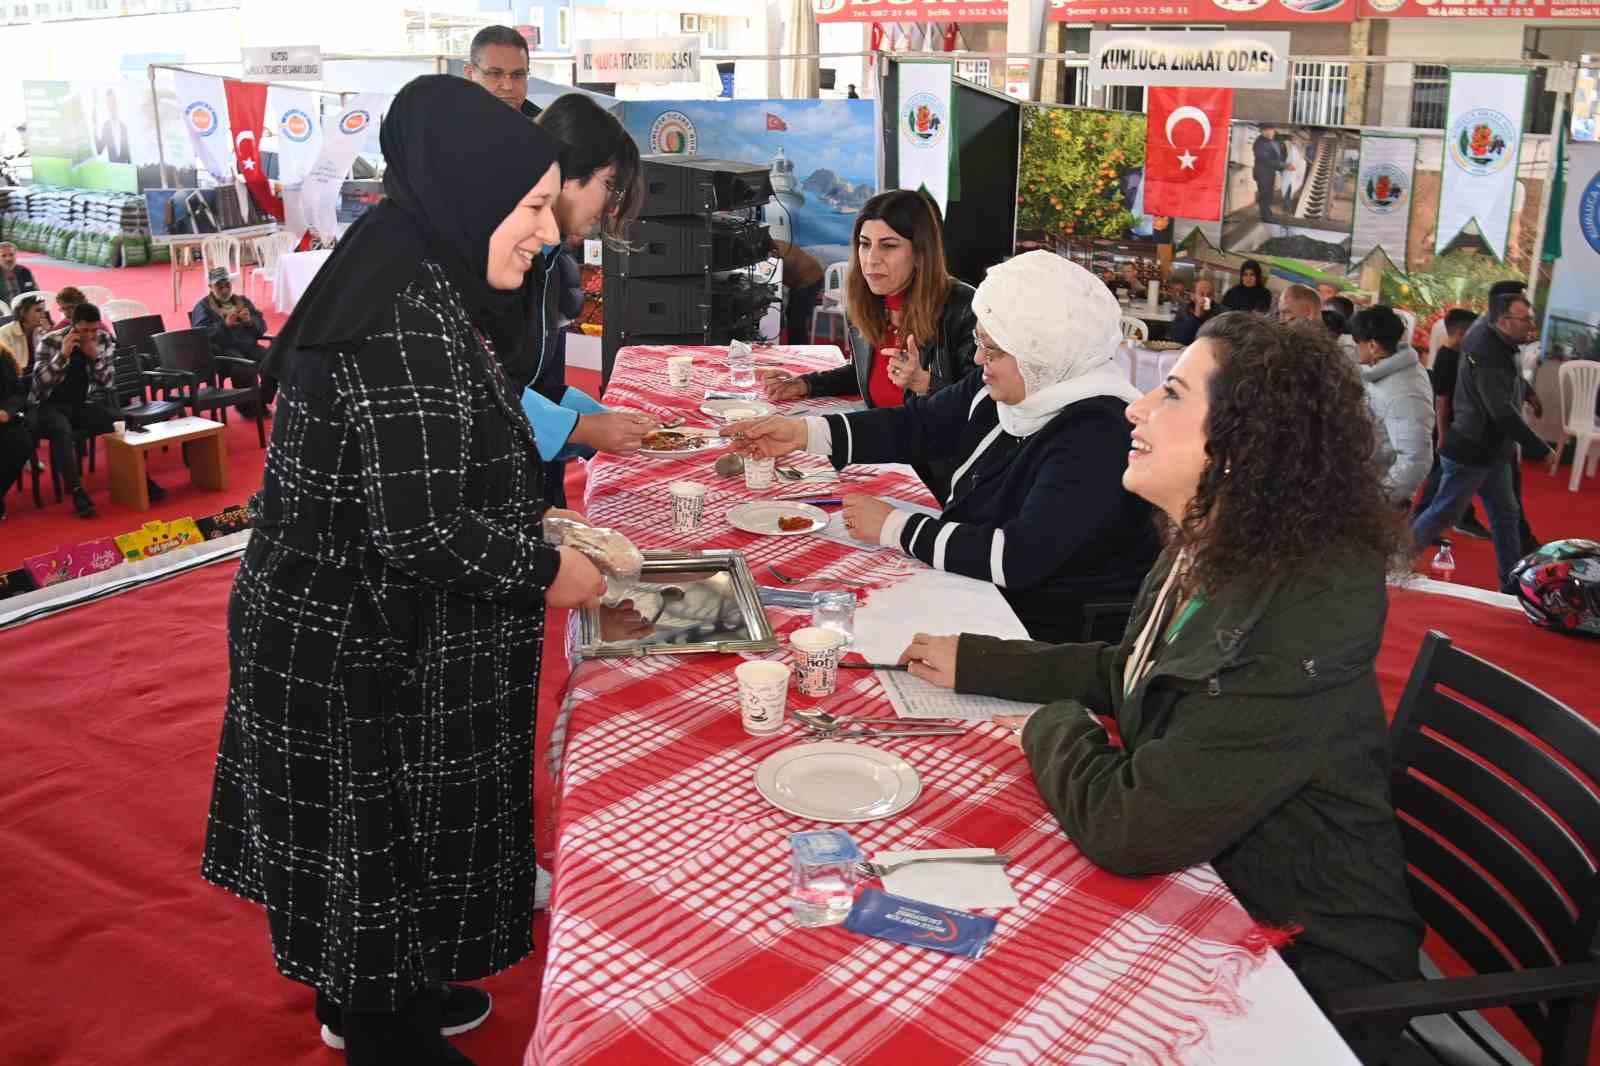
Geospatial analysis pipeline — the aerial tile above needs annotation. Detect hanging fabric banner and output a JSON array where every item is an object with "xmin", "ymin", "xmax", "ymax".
[
  {"xmin": 267, "ymin": 86, "xmax": 323, "ymax": 186},
  {"xmin": 298, "ymin": 93, "xmax": 384, "ymax": 241},
  {"xmin": 1144, "ymin": 86, "xmax": 1233, "ymax": 222},
  {"xmin": 1436, "ymin": 70, "xmax": 1529, "ymax": 261},
  {"xmin": 172, "ymin": 70, "xmax": 234, "ymax": 183},
  {"xmin": 1541, "ymin": 140, "xmax": 1600, "ymax": 355},
  {"xmin": 1350, "ymin": 133, "xmax": 1417, "ymax": 269},
  {"xmin": 223, "ymin": 79, "xmax": 284, "ymax": 221},
  {"xmin": 896, "ymin": 60, "xmax": 953, "ymax": 215}
]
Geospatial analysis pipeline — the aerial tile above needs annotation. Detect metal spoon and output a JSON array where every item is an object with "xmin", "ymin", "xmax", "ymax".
[{"xmin": 794, "ymin": 708, "xmax": 956, "ymax": 731}]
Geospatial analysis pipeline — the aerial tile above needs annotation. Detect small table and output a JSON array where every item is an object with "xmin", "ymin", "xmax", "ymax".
[
  {"xmin": 152, "ymin": 225, "xmax": 278, "ymax": 311},
  {"xmin": 275, "ymin": 249, "xmax": 335, "ymax": 314},
  {"xmin": 104, "ymin": 416, "xmax": 228, "ymax": 511}
]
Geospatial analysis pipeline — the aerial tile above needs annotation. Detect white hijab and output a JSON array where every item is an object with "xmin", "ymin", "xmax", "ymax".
[{"xmin": 972, "ymin": 250, "xmax": 1142, "ymax": 438}]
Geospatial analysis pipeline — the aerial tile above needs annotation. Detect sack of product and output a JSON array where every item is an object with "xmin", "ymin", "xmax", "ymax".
[{"xmin": 543, "ymin": 515, "xmax": 644, "ymax": 584}]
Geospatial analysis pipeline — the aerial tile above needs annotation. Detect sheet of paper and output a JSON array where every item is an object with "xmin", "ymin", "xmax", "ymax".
[
  {"xmin": 851, "ymin": 569, "xmax": 1028, "ymax": 662},
  {"xmin": 877, "ymin": 848, "xmax": 1019, "ymax": 911},
  {"xmin": 877, "ymin": 668, "xmax": 1042, "ymax": 722}
]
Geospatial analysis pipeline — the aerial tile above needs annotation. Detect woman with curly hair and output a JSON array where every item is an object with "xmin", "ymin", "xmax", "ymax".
[{"xmin": 898, "ymin": 313, "xmax": 1422, "ymax": 1058}]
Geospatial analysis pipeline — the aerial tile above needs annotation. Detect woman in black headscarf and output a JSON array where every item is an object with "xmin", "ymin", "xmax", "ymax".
[
  {"xmin": 1222, "ymin": 258, "xmax": 1274, "ymax": 314},
  {"xmin": 202, "ymin": 76, "xmax": 606, "ymax": 1066}
]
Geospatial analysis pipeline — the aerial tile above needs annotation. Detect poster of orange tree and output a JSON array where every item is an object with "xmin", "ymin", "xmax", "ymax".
[{"xmin": 1014, "ymin": 104, "xmax": 1170, "ymax": 256}]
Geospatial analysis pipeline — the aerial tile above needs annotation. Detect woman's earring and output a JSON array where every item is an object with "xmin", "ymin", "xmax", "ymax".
[{"xmin": 1223, "ymin": 461, "xmax": 1233, "ymax": 477}]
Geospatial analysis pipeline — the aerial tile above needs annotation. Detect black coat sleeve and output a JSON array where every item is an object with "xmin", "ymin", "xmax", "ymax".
[
  {"xmin": 801, "ymin": 362, "xmax": 862, "ymax": 398},
  {"xmin": 927, "ymin": 285, "xmax": 978, "ymax": 395}
]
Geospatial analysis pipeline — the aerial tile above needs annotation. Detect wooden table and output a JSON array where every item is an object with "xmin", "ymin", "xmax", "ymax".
[
  {"xmin": 152, "ymin": 224, "xmax": 279, "ymax": 311},
  {"xmin": 103, "ymin": 417, "xmax": 227, "ymax": 510}
]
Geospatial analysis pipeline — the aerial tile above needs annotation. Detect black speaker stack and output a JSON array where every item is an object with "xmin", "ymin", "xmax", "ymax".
[{"xmin": 601, "ymin": 155, "xmax": 779, "ymax": 385}]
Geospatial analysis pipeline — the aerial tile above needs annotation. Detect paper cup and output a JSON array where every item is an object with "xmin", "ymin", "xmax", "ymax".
[
  {"xmin": 669, "ymin": 480, "xmax": 708, "ymax": 532},
  {"xmin": 736, "ymin": 660, "xmax": 790, "ymax": 735},
  {"xmin": 744, "ymin": 455, "xmax": 775, "ymax": 490},
  {"xmin": 667, "ymin": 354, "xmax": 694, "ymax": 388},
  {"xmin": 112, "ymin": 421, "xmax": 127, "ymax": 438},
  {"xmin": 791, "ymin": 626, "xmax": 846, "ymax": 697}
]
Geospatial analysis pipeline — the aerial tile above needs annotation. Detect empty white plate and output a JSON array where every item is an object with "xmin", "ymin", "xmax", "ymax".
[
  {"xmin": 725, "ymin": 501, "xmax": 829, "ymax": 536},
  {"xmin": 754, "ymin": 742, "xmax": 923, "ymax": 822},
  {"xmin": 701, "ymin": 398, "xmax": 775, "ymax": 422}
]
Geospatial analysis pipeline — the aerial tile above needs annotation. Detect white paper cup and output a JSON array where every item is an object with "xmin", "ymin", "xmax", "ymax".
[
  {"xmin": 667, "ymin": 354, "xmax": 694, "ymax": 388},
  {"xmin": 669, "ymin": 480, "xmax": 708, "ymax": 532},
  {"xmin": 791, "ymin": 626, "xmax": 846, "ymax": 697},
  {"xmin": 744, "ymin": 455, "xmax": 776, "ymax": 490},
  {"xmin": 736, "ymin": 660, "xmax": 790, "ymax": 734},
  {"xmin": 112, "ymin": 421, "xmax": 127, "ymax": 438}
]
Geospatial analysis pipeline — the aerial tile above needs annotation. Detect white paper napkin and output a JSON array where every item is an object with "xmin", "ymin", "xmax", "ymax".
[{"xmin": 875, "ymin": 847, "xmax": 1018, "ymax": 910}]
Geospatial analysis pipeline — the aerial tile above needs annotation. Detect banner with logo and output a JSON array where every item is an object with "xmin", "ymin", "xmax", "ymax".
[
  {"xmin": 1350, "ymin": 134, "xmax": 1417, "ymax": 268},
  {"xmin": 172, "ymin": 71, "xmax": 234, "ymax": 183},
  {"xmin": 1050, "ymin": 0, "xmax": 1354, "ymax": 22},
  {"xmin": 267, "ymin": 87, "xmax": 322, "ymax": 184},
  {"xmin": 1088, "ymin": 31, "xmax": 1288, "ymax": 92},
  {"xmin": 897, "ymin": 60, "xmax": 954, "ymax": 215},
  {"xmin": 1145, "ymin": 87, "xmax": 1233, "ymax": 221},
  {"xmin": 576, "ymin": 37, "xmax": 700, "ymax": 85},
  {"xmin": 1436, "ymin": 71, "xmax": 1528, "ymax": 261},
  {"xmin": 815, "ymin": 0, "xmax": 1007, "ymax": 20},
  {"xmin": 223, "ymin": 79, "xmax": 284, "ymax": 221},
  {"xmin": 298, "ymin": 93, "xmax": 383, "ymax": 240},
  {"xmin": 1542, "ymin": 140, "xmax": 1600, "ymax": 359}
]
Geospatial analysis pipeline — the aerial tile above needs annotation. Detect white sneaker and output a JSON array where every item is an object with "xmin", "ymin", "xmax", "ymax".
[{"xmin": 534, "ymin": 864, "xmax": 552, "ymax": 910}]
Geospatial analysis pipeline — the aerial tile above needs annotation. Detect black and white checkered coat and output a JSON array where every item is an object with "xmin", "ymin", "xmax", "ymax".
[{"xmin": 202, "ymin": 261, "xmax": 561, "ymax": 1009}]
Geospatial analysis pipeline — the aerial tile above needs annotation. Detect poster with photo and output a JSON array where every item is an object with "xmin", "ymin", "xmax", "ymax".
[
  {"xmin": 1014, "ymin": 104, "xmax": 1172, "ymax": 256},
  {"xmin": 23, "ymin": 79, "xmax": 159, "ymax": 192},
  {"xmin": 1222, "ymin": 121, "xmax": 1358, "ymax": 268},
  {"xmin": 620, "ymin": 99, "xmax": 877, "ymax": 273}
]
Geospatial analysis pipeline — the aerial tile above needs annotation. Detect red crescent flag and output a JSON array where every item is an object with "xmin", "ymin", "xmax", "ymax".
[
  {"xmin": 1143, "ymin": 87, "xmax": 1233, "ymax": 222},
  {"xmin": 222, "ymin": 78, "xmax": 284, "ymax": 221},
  {"xmin": 766, "ymin": 113, "xmax": 788, "ymax": 132},
  {"xmin": 942, "ymin": 23, "xmax": 960, "ymax": 51}
]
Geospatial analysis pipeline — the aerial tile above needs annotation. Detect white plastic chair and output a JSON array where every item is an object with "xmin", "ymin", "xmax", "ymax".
[
  {"xmin": 810, "ymin": 261, "xmax": 849, "ymax": 345},
  {"xmin": 249, "ymin": 236, "xmax": 285, "ymax": 306},
  {"xmin": 1552, "ymin": 359, "xmax": 1600, "ymax": 493},
  {"xmin": 102, "ymin": 298, "xmax": 150, "ymax": 322},
  {"xmin": 79, "ymin": 284, "xmax": 114, "ymax": 307},
  {"xmin": 1120, "ymin": 315, "xmax": 1149, "ymax": 343},
  {"xmin": 200, "ymin": 235, "xmax": 242, "ymax": 291}
]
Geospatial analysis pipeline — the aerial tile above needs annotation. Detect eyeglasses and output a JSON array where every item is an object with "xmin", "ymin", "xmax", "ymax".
[
  {"xmin": 475, "ymin": 67, "xmax": 528, "ymax": 84},
  {"xmin": 603, "ymin": 179, "xmax": 627, "ymax": 210},
  {"xmin": 973, "ymin": 334, "xmax": 1011, "ymax": 361}
]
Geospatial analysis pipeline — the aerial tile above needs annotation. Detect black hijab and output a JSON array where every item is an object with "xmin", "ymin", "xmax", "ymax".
[
  {"xmin": 264, "ymin": 75, "xmax": 563, "ymax": 377},
  {"xmin": 1222, "ymin": 258, "xmax": 1273, "ymax": 314}
]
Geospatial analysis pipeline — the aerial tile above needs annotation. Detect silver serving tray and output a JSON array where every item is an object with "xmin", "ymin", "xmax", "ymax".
[{"xmin": 576, "ymin": 549, "xmax": 779, "ymax": 658}]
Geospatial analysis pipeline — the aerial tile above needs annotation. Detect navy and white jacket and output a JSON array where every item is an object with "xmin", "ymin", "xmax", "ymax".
[{"xmin": 811, "ymin": 370, "xmax": 1162, "ymax": 643}]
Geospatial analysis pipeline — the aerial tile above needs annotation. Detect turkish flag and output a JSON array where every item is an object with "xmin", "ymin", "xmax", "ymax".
[
  {"xmin": 1144, "ymin": 87, "xmax": 1233, "ymax": 222},
  {"xmin": 766, "ymin": 113, "xmax": 788, "ymax": 132},
  {"xmin": 942, "ymin": 24, "xmax": 960, "ymax": 51},
  {"xmin": 222, "ymin": 78, "xmax": 284, "ymax": 221}
]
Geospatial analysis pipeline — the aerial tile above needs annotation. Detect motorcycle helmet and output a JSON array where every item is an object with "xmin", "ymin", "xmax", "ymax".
[{"xmin": 1510, "ymin": 539, "xmax": 1600, "ymax": 637}]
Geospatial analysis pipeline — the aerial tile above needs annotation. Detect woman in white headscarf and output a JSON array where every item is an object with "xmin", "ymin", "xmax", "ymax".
[{"xmin": 727, "ymin": 250, "xmax": 1162, "ymax": 642}]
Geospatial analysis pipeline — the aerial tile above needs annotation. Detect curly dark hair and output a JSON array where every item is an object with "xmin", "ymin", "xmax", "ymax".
[{"xmin": 1179, "ymin": 313, "xmax": 1406, "ymax": 595}]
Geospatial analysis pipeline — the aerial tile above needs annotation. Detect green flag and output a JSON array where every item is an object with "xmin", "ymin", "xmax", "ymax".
[{"xmin": 1543, "ymin": 131, "xmax": 1566, "ymax": 262}]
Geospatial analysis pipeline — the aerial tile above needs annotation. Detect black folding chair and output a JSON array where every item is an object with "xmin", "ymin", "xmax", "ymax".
[
  {"xmin": 113, "ymin": 313, "xmax": 170, "ymax": 369},
  {"xmin": 111, "ymin": 347, "xmax": 187, "ymax": 429},
  {"xmin": 1325, "ymin": 631, "xmax": 1600, "ymax": 1065},
  {"xmin": 153, "ymin": 327, "xmax": 265, "ymax": 447}
]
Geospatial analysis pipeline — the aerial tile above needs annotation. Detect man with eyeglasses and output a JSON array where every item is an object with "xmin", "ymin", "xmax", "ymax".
[
  {"xmin": 1411, "ymin": 290, "xmax": 1554, "ymax": 590},
  {"xmin": 464, "ymin": 25, "xmax": 540, "ymax": 118}
]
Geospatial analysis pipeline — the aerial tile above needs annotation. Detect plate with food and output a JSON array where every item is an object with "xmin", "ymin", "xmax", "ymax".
[
  {"xmin": 700, "ymin": 398, "xmax": 775, "ymax": 422},
  {"xmin": 726, "ymin": 501, "xmax": 829, "ymax": 537},
  {"xmin": 639, "ymin": 426, "xmax": 727, "ymax": 458}
]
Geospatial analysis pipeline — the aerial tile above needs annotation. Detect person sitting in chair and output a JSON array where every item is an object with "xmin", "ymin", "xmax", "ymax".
[
  {"xmin": 31, "ymin": 303, "xmax": 165, "ymax": 517},
  {"xmin": 0, "ymin": 292, "xmax": 50, "ymax": 374},
  {"xmin": 191, "ymin": 266, "xmax": 276, "ymax": 412}
]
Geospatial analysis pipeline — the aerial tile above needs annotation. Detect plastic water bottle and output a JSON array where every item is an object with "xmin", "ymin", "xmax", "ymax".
[{"xmin": 1430, "ymin": 539, "xmax": 1457, "ymax": 582}]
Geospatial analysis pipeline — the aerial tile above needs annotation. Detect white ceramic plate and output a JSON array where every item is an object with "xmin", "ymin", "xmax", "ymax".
[
  {"xmin": 754, "ymin": 742, "xmax": 923, "ymax": 823},
  {"xmin": 725, "ymin": 501, "xmax": 828, "ymax": 536},
  {"xmin": 700, "ymin": 398, "xmax": 775, "ymax": 422},
  {"xmin": 638, "ymin": 427, "xmax": 728, "ymax": 458}
]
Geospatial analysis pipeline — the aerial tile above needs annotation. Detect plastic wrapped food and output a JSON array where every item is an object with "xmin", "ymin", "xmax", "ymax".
[{"xmin": 543, "ymin": 515, "xmax": 644, "ymax": 582}]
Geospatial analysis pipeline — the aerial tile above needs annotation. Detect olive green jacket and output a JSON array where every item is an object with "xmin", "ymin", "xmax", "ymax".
[{"xmin": 956, "ymin": 547, "xmax": 1423, "ymax": 999}]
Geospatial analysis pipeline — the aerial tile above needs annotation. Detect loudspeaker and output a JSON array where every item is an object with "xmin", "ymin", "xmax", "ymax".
[
  {"xmin": 601, "ymin": 273, "xmax": 775, "ymax": 335},
  {"xmin": 636, "ymin": 156, "xmax": 775, "ymax": 217},
  {"xmin": 604, "ymin": 216, "xmax": 770, "ymax": 278}
]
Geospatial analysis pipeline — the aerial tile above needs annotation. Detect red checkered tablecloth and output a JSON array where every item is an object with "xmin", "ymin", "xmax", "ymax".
[{"xmin": 527, "ymin": 346, "xmax": 1289, "ymax": 1066}]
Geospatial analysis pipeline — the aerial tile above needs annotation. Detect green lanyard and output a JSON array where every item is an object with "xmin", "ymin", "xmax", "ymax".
[{"xmin": 1164, "ymin": 595, "xmax": 1205, "ymax": 645}]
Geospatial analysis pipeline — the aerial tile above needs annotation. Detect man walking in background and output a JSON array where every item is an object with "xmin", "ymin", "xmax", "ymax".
[
  {"xmin": 1411, "ymin": 293, "xmax": 1552, "ymax": 589},
  {"xmin": 464, "ymin": 25, "xmax": 540, "ymax": 118},
  {"xmin": 1252, "ymin": 125, "xmax": 1288, "ymax": 225}
]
